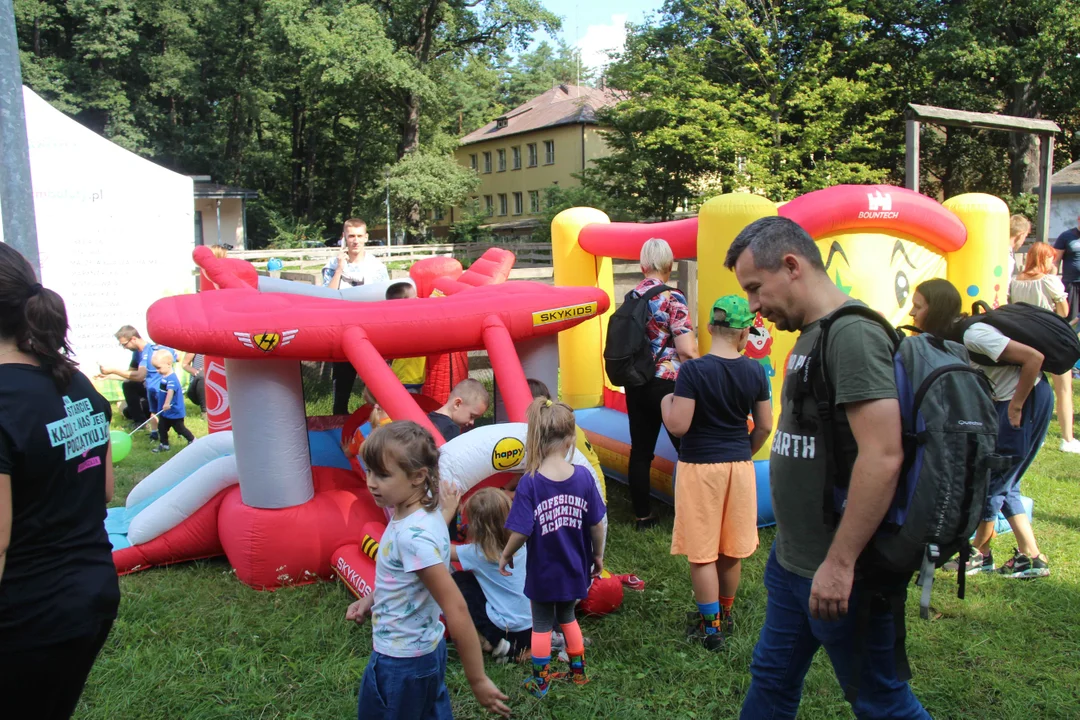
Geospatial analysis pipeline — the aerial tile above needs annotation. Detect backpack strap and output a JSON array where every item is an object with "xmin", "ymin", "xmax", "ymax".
[
  {"xmin": 845, "ymin": 571, "xmax": 913, "ymax": 704},
  {"xmin": 795, "ymin": 305, "xmax": 900, "ymax": 528}
]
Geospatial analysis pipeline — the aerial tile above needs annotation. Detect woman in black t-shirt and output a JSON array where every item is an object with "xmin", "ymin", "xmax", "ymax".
[{"xmin": 0, "ymin": 243, "xmax": 120, "ymax": 718}]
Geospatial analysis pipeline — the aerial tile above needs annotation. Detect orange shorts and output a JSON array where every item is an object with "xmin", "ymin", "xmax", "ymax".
[{"xmin": 670, "ymin": 460, "xmax": 759, "ymax": 562}]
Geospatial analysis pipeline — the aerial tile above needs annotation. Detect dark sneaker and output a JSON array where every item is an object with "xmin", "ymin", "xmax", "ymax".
[
  {"xmin": 978, "ymin": 549, "xmax": 995, "ymax": 573},
  {"xmin": 720, "ymin": 609, "xmax": 734, "ymax": 636},
  {"xmin": 997, "ymin": 549, "xmax": 1049, "ymax": 579},
  {"xmin": 943, "ymin": 550, "xmax": 988, "ymax": 576},
  {"xmin": 635, "ymin": 516, "xmax": 659, "ymax": 532},
  {"xmin": 151, "ymin": 443, "xmax": 170, "ymax": 453},
  {"xmin": 687, "ymin": 624, "xmax": 725, "ymax": 652}
]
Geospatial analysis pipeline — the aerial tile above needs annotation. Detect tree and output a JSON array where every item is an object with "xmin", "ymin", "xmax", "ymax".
[{"xmin": 383, "ymin": 151, "xmax": 479, "ymax": 237}]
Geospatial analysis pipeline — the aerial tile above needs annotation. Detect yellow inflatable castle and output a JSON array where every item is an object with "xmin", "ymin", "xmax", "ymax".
[{"xmin": 552, "ymin": 185, "xmax": 1010, "ymax": 525}]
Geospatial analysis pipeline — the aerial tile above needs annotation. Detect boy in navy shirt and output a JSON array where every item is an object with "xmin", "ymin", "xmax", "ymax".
[
  {"xmin": 661, "ymin": 295, "xmax": 773, "ymax": 650},
  {"xmin": 151, "ymin": 350, "xmax": 194, "ymax": 453}
]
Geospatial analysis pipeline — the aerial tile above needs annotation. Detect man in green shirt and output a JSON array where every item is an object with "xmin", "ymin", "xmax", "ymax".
[{"xmin": 725, "ymin": 217, "xmax": 929, "ymax": 719}]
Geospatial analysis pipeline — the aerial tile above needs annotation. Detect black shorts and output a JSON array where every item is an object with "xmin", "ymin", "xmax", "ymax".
[{"xmin": 1067, "ymin": 282, "xmax": 1080, "ymax": 323}]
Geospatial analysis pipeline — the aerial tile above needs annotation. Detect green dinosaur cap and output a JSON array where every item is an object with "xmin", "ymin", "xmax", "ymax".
[{"xmin": 710, "ymin": 295, "xmax": 755, "ymax": 329}]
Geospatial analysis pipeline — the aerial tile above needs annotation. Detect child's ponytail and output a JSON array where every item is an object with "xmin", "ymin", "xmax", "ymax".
[
  {"xmin": 523, "ymin": 396, "xmax": 577, "ymax": 476},
  {"xmin": 0, "ymin": 243, "xmax": 77, "ymax": 389}
]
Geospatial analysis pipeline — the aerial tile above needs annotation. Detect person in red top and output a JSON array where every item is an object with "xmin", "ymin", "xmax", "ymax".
[{"xmin": 626, "ymin": 238, "xmax": 697, "ymax": 530}]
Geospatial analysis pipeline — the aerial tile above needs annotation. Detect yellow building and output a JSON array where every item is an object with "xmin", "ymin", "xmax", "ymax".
[{"xmin": 432, "ymin": 84, "xmax": 621, "ymax": 237}]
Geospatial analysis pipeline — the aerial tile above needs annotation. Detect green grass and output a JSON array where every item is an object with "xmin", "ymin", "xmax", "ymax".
[{"xmin": 83, "ymin": 380, "xmax": 1080, "ymax": 718}]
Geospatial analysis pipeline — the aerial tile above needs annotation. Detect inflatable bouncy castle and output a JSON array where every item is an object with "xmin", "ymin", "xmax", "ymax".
[
  {"xmin": 554, "ymin": 186, "xmax": 1029, "ymax": 529},
  {"xmin": 107, "ymin": 246, "xmax": 611, "ymax": 591}
]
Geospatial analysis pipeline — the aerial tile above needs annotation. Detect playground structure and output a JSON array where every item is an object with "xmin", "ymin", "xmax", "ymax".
[
  {"xmin": 553, "ymin": 184, "xmax": 1031, "ymax": 531},
  {"xmin": 107, "ymin": 245, "xmax": 611, "ymax": 593}
]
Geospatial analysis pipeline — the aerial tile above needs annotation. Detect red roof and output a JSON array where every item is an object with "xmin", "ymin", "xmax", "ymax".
[{"xmin": 460, "ymin": 84, "xmax": 623, "ymax": 146}]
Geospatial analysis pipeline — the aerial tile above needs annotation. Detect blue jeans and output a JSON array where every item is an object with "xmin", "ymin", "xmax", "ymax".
[
  {"xmin": 357, "ymin": 639, "xmax": 453, "ymax": 720},
  {"xmin": 983, "ymin": 380, "xmax": 1054, "ymax": 521},
  {"xmin": 740, "ymin": 546, "xmax": 930, "ymax": 720}
]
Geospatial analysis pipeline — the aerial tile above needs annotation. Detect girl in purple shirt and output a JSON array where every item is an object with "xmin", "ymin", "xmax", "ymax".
[{"xmin": 500, "ymin": 398, "xmax": 606, "ymax": 698}]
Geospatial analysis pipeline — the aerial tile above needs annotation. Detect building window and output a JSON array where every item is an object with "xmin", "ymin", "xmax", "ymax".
[
  {"xmin": 527, "ymin": 143, "xmax": 538, "ymax": 167},
  {"xmin": 483, "ymin": 152, "xmax": 492, "ymax": 173},
  {"xmin": 484, "ymin": 195, "xmax": 493, "ymax": 216},
  {"xmin": 512, "ymin": 146, "xmax": 521, "ymax": 170},
  {"xmin": 434, "ymin": 206, "xmax": 445, "ymax": 221},
  {"xmin": 469, "ymin": 154, "xmax": 477, "ymax": 171},
  {"xmin": 497, "ymin": 149, "xmax": 506, "ymax": 172},
  {"xmin": 513, "ymin": 192, "xmax": 523, "ymax": 215},
  {"xmin": 544, "ymin": 140, "xmax": 555, "ymax": 165},
  {"xmin": 496, "ymin": 117, "xmax": 508, "ymax": 129},
  {"xmin": 498, "ymin": 193, "xmax": 508, "ymax": 216},
  {"xmin": 529, "ymin": 190, "xmax": 540, "ymax": 214}
]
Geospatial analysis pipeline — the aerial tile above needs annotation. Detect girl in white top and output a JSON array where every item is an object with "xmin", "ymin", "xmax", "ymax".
[
  {"xmin": 911, "ymin": 279, "xmax": 1052, "ymax": 579},
  {"xmin": 346, "ymin": 422, "xmax": 510, "ymax": 719},
  {"xmin": 1009, "ymin": 242, "xmax": 1077, "ymax": 453}
]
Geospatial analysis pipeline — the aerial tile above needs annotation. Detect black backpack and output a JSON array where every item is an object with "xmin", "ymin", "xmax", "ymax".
[
  {"xmin": 953, "ymin": 301, "xmax": 1080, "ymax": 375},
  {"xmin": 604, "ymin": 284, "xmax": 676, "ymax": 388},
  {"xmin": 793, "ymin": 304, "xmax": 1002, "ymax": 701}
]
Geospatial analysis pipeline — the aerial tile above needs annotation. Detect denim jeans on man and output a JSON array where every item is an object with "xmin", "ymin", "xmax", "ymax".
[
  {"xmin": 357, "ymin": 638, "xmax": 452, "ymax": 720},
  {"xmin": 740, "ymin": 546, "xmax": 931, "ymax": 720}
]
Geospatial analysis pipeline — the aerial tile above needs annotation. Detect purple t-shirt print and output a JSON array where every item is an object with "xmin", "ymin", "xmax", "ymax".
[{"xmin": 505, "ymin": 465, "xmax": 606, "ymax": 603}]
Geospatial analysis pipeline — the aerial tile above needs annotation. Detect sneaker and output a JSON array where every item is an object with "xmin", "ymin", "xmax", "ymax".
[
  {"xmin": 720, "ymin": 608, "xmax": 734, "ymax": 636},
  {"xmin": 997, "ymin": 548, "xmax": 1050, "ymax": 579},
  {"xmin": 1060, "ymin": 438, "xmax": 1080, "ymax": 454},
  {"xmin": 151, "ymin": 443, "xmax": 170, "ymax": 453},
  {"xmin": 943, "ymin": 550, "xmax": 988, "ymax": 576},
  {"xmin": 635, "ymin": 515, "xmax": 659, "ymax": 532},
  {"xmin": 687, "ymin": 623, "xmax": 726, "ymax": 652}
]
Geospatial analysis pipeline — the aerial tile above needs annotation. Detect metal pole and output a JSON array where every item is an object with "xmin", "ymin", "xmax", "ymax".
[
  {"xmin": 905, "ymin": 119, "xmax": 920, "ymax": 192},
  {"xmin": 215, "ymin": 199, "xmax": 222, "ymax": 244},
  {"xmin": 0, "ymin": 0, "xmax": 40, "ymax": 275},
  {"xmin": 385, "ymin": 170, "xmax": 391, "ymax": 246},
  {"xmin": 1036, "ymin": 133, "xmax": 1055, "ymax": 243}
]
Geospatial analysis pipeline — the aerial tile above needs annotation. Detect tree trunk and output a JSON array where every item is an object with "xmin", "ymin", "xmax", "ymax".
[
  {"xmin": 291, "ymin": 97, "xmax": 306, "ymax": 215},
  {"xmin": 401, "ymin": 93, "xmax": 423, "ymax": 240},
  {"xmin": 1007, "ymin": 79, "xmax": 1042, "ymax": 195}
]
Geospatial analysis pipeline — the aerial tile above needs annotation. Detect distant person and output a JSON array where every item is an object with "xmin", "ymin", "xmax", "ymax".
[
  {"xmin": 386, "ymin": 281, "xmax": 427, "ymax": 392},
  {"xmin": 97, "ymin": 327, "xmax": 177, "ymax": 442},
  {"xmin": 119, "ymin": 347, "xmax": 149, "ymax": 425},
  {"xmin": 0, "ymin": 243, "xmax": 120, "ymax": 719},
  {"xmin": 1008, "ymin": 214, "xmax": 1031, "ymax": 280},
  {"xmin": 1009, "ymin": 243, "xmax": 1078, "ymax": 453},
  {"xmin": 323, "ymin": 218, "xmax": 390, "ymax": 415},
  {"xmin": 726, "ymin": 217, "xmax": 929, "ymax": 719},
  {"xmin": 1053, "ymin": 213, "xmax": 1080, "ymax": 328},
  {"xmin": 623, "ymin": 238, "xmax": 696, "ymax": 531},
  {"xmin": 661, "ymin": 295, "xmax": 772, "ymax": 650},
  {"xmin": 911, "ymin": 278, "xmax": 1052, "ymax": 578},
  {"xmin": 182, "ymin": 352, "xmax": 206, "ymax": 414},
  {"xmin": 209, "ymin": 245, "xmax": 229, "ymax": 259},
  {"xmin": 428, "ymin": 378, "xmax": 490, "ymax": 442},
  {"xmin": 151, "ymin": 350, "xmax": 195, "ymax": 453}
]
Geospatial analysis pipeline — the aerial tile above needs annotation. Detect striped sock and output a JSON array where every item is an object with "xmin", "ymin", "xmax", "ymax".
[{"xmin": 697, "ymin": 601, "xmax": 721, "ymax": 635}]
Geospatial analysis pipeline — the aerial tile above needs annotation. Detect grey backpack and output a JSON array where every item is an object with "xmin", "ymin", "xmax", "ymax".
[{"xmin": 794, "ymin": 304, "xmax": 1001, "ymax": 699}]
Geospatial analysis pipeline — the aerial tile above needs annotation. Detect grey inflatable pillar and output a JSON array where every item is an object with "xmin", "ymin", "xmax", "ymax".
[
  {"xmin": 225, "ymin": 358, "xmax": 314, "ymax": 508},
  {"xmin": 494, "ymin": 335, "xmax": 560, "ymax": 421}
]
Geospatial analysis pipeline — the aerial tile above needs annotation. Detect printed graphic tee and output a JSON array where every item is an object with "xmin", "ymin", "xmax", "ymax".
[
  {"xmin": 0, "ymin": 365, "xmax": 120, "ymax": 650},
  {"xmin": 371, "ymin": 508, "xmax": 451, "ymax": 658},
  {"xmin": 505, "ymin": 465, "xmax": 607, "ymax": 602},
  {"xmin": 769, "ymin": 302, "xmax": 897, "ymax": 579}
]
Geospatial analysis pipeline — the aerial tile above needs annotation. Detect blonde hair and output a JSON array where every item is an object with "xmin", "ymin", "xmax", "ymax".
[
  {"xmin": 210, "ymin": 245, "xmax": 229, "ymax": 259},
  {"xmin": 466, "ymin": 488, "xmax": 512, "ymax": 562},
  {"xmin": 361, "ymin": 421, "xmax": 441, "ymax": 511},
  {"xmin": 450, "ymin": 378, "xmax": 490, "ymax": 408},
  {"xmin": 343, "ymin": 218, "xmax": 368, "ymax": 233},
  {"xmin": 640, "ymin": 237, "xmax": 674, "ymax": 275},
  {"xmin": 151, "ymin": 349, "xmax": 174, "ymax": 368},
  {"xmin": 1009, "ymin": 214, "xmax": 1032, "ymax": 240},
  {"xmin": 523, "ymin": 397, "xmax": 576, "ymax": 475}
]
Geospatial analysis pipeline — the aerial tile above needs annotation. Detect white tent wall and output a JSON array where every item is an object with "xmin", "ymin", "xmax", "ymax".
[{"xmin": 0, "ymin": 87, "xmax": 194, "ymax": 374}]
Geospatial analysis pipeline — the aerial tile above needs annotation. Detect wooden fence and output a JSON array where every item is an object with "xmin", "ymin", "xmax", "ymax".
[{"xmin": 232, "ymin": 242, "xmax": 553, "ymax": 269}]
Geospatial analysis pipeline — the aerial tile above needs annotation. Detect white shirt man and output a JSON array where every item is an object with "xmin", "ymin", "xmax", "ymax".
[{"xmin": 322, "ymin": 219, "xmax": 389, "ymax": 289}]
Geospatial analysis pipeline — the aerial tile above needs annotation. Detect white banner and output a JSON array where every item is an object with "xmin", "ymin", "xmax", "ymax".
[{"xmin": 1, "ymin": 87, "xmax": 195, "ymax": 378}]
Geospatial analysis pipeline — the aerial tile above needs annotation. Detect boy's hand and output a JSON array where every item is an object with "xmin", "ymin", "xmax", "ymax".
[
  {"xmin": 591, "ymin": 554, "xmax": 604, "ymax": 578},
  {"xmin": 162, "ymin": 403, "xmax": 171, "ymax": 412},
  {"xmin": 470, "ymin": 675, "xmax": 511, "ymax": 717},
  {"xmin": 345, "ymin": 595, "xmax": 374, "ymax": 625},
  {"xmin": 498, "ymin": 552, "xmax": 515, "ymax": 577}
]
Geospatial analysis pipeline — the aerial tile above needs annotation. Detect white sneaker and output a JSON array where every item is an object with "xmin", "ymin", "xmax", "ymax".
[
  {"xmin": 1061, "ymin": 438, "xmax": 1080, "ymax": 454},
  {"xmin": 491, "ymin": 638, "xmax": 511, "ymax": 659}
]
